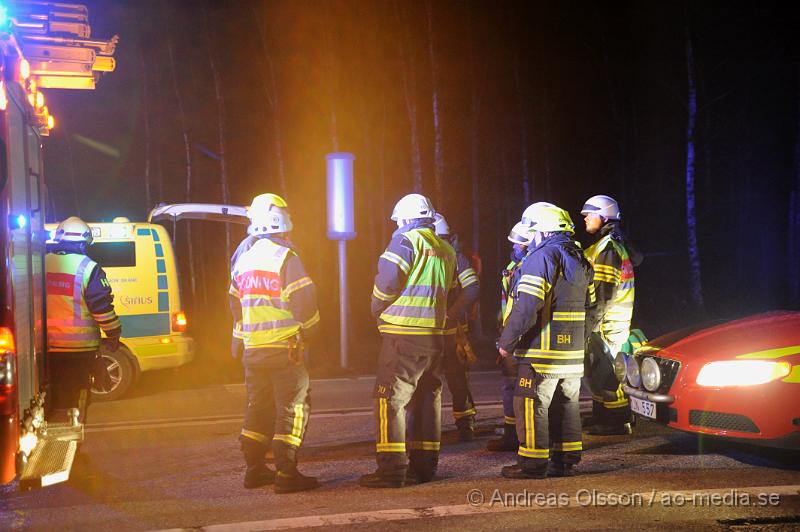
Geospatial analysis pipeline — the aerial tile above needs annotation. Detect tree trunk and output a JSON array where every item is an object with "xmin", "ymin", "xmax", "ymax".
[
  {"xmin": 789, "ymin": 64, "xmax": 800, "ymax": 307},
  {"xmin": 252, "ymin": 7, "xmax": 287, "ymax": 195},
  {"xmin": 684, "ymin": 24, "xmax": 704, "ymax": 312},
  {"xmin": 167, "ymin": 37, "xmax": 197, "ymax": 300},
  {"xmin": 508, "ymin": 5, "xmax": 531, "ymax": 204},
  {"xmin": 396, "ymin": 0, "xmax": 423, "ymax": 192},
  {"xmin": 466, "ymin": 3, "xmax": 482, "ymax": 253},
  {"xmin": 203, "ymin": 2, "xmax": 232, "ymax": 258},
  {"xmin": 426, "ymin": 0, "xmax": 444, "ymax": 208},
  {"xmin": 138, "ymin": 44, "xmax": 152, "ymax": 213}
]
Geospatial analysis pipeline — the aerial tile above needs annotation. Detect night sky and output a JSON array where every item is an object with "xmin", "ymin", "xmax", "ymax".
[{"xmin": 40, "ymin": 1, "xmax": 800, "ymax": 370}]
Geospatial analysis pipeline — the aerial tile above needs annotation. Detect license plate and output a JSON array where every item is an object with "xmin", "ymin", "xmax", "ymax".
[{"xmin": 630, "ymin": 396, "xmax": 656, "ymax": 419}]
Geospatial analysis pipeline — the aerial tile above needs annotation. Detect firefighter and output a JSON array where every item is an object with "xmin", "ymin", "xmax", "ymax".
[
  {"xmin": 229, "ymin": 193, "xmax": 320, "ymax": 493},
  {"xmin": 486, "ymin": 221, "xmax": 533, "ymax": 452},
  {"xmin": 581, "ymin": 194, "xmax": 642, "ymax": 435},
  {"xmin": 360, "ymin": 193, "xmax": 456, "ymax": 488},
  {"xmin": 45, "ymin": 216, "xmax": 121, "ymax": 425},
  {"xmin": 432, "ymin": 213, "xmax": 480, "ymax": 442},
  {"xmin": 498, "ymin": 203, "xmax": 594, "ymax": 479}
]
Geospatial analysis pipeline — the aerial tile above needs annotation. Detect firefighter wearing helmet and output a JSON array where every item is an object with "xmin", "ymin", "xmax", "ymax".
[
  {"xmin": 581, "ymin": 194, "xmax": 642, "ymax": 436},
  {"xmin": 498, "ymin": 203, "xmax": 594, "ymax": 479},
  {"xmin": 229, "ymin": 193, "xmax": 320, "ymax": 493},
  {"xmin": 360, "ymin": 193, "xmax": 456, "ymax": 488},
  {"xmin": 432, "ymin": 213, "xmax": 480, "ymax": 442},
  {"xmin": 45, "ymin": 216, "xmax": 122, "ymax": 425},
  {"xmin": 485, "ymin": 220, "xmax": 536, "ymax": 453}
]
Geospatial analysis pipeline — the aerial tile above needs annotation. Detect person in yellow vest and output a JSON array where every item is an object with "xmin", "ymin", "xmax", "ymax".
[
  {"xmin": 581, "ymin": 195, "xmax": 642, "ymax": 436},
  {"xmin": 498, "ymin": 203, "xmax": 594, "ymax": 479},
  {"xmin": 46, "ymin": 216, "xmax": 121, "ymax": 424},
  {"xmin": 229, "ymin": 193, "xmax": 320, "ymax": 493},
  {"xmin": 432, "ymin": 213, "xmax": 480, "ymax": 442},
  {"xmin": 360, "ymin": 193, "xmax": 456, "ymax": 488}
]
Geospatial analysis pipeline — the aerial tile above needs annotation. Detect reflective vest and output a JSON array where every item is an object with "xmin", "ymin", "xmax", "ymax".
[
  {"xmin": 585, "ymin": 233, "xmax": 635, "ymax": 345},
  {"xmin": 46, "ymin": 253, "xmax": 101, "ymax": 351},
  {"xmin": 379, "ymin": 228, "xmax": 456, "ymax": 331},
  {"xmin": 232, "ymin": 238, "xmax": 301, "ymax": 348},
  {"xmin": 500, "ymin": 259, "xmax": 520, "ymax": 326}
]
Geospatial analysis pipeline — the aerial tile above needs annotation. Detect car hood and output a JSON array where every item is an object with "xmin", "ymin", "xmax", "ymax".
[{"xmin": 645, "ymin": 311, "xmax": 800, "ymax": 363}]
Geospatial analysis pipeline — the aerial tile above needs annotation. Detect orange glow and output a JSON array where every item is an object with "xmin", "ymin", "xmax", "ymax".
[
  {"xmin": 0, "ymin": 81, "xmax": 6, "ymax": 111},
  {"xmin": 28, "ymin": 79, "xmax": 36, "ymax": 93},
  {"xmin": 160, "ymin": 338, "xmax": 172, "ymax": 344},
  {"xmin": 47, "ymin": 114, "xmax": 54, "ymax": 129},
  {"xmin": 0, "ymin": 327, "xmax": 14, "ymax": 351},
  {"xmin": 19, "ymin": 58, "xmax": 29, "ymax": 80},
  {"xmin": 35, "ymin": 91, "xmax": 44, "ymax": 109},
  {"xmin": 27, "ymin": 93, "xmax": 34, "ymax": 107},
  {"xmin": 172, "ymin": 311, "xmax": 188, "ymax": 332}
]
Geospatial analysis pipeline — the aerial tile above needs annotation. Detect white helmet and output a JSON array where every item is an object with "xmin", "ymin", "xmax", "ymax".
[
  {"xmin": 390, "ymin": 193, "xmax": 436, "ymax": 222},
  {"xmin": 507, "ymin": 222, "xmax": 533, "ymax": 245},
  {"xmin": 247, "ymin": 193, "xmax": 293, "ymax": 235},
  {"xmin": 432, "ymin": 213, "xmax": 450, "ymax": 236},
  {"xmin": 581, "ymin": 195, "xmax": 620, "ymax": 221},
  {"xmin": 55, "ymin": 216, "xmax": 93, "ymax": 244}
]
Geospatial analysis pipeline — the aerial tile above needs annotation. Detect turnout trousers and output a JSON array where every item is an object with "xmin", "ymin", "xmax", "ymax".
[
  {"xmin": 513, "ymin": 361, "xmax": 582, "ymax": 473},
  {"xmin": 588, "ymin": 331, "xmax": 631, "ymax": 426},
  {"xmin": 442, "ymin": 334, "xmax": 476, "ymax": 429},
  {"xmin": 373, "ymin": 334, "xmax": 444, "ymax": 478},
  {"xmin": 47, "ymin": 350, "xmax": 97, "ymax": 424},
  {"xmin": 239, "ymin": 350, "xmax": 310, "ymax": 472},
  {"xmin": 499, "ymin": 354, "xmax": 519, "ymax": 428}
]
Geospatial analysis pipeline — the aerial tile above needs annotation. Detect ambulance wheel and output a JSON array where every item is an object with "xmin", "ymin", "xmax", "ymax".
[{"xmin": 91, "ymin": 345, "xmax": 137, "ymax": 402}]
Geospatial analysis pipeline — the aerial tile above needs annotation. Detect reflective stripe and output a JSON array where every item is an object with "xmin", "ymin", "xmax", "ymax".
[
  {"xmin": 241, "ymin": 319, "xmax": 298, "ymax": 332},
  {"xmin": 302, "ymin": 311, "xmax": 320, "ymax": 330},
  {"xmin": 380, "ymin": 251, "xmax": 411, "ymax": 274},
  {"xmin": 46, "ymin": 253, "xmax": 104, "ymax": 350},
  {"xmin": 240, "ymin": 296, "xmax": 290, "ymax": 309},
  {"xmin": 273, "ymin": 434, "xmax": 302, "ymax": 447},
  {"xmin": 518, "ymin": 446, "xmax": 549, "ymax": 459},
  {"xmin": 517, "ymin": 285, "xmax": 546, "ymax": 300},
  {"xmin": 372, "ymin": 285, "xmax": 395, "ymax": 302},
  {"xmin": 376, "ymin": 443, "xmax": 406, "ymax": 452},
  {"xmin": 452, "ymin": 408, "xmax": 477, "ymax": 419},
  {"xmin": 552, "ymin": 441, "xmax": 582, "ymax": 452},
  {"xmin": 378, "ymin": 324, "xmax": 447, "ymax": 335},
  {"xmin": 503, "ymin": 416, "xmax": 516, "ymax": 425},
  {"xmin": 408, "ymin": 441, "xmax": 441, "ymax": 451},
  {"xmin": 73, "ymin": 257, "xmax": 92, "ymax": 321},
  {"xmin": 284, "ymin": 276, "xmax": 313, "ymax": 297},
  {"xmin": 552, "ymin": 311, "xmax": 585, "ymax": 321},
  {"xmin": 241, "ymin": 429, "xmax": 270, "ymax": 445},
  {"xmin": 381, "ymin": 304, "xmax": 437, "ymax": 320},
  {"xmin": 379, "ymin": 398, "xmax": 388, "ymax": 444}
]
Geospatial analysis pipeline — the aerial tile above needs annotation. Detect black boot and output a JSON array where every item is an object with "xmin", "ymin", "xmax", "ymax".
[
  {"xmin": 548, "ymin": 462, "xmax": 576, "ymax": 477},
  {"xmin": 359, "ymin": 468, "xmax": 407, "ymax": 488},
  {"xmin": 274, "ymin": 467, "xmax": 319, "ymax": 494},
  {"xmin": 500, "ymin": 463, "xmax": 547, "ymax": 479},
  {"xmin": 486, "ymin": 423, "xmax": 519, "ymax": 452},
  {"xmin": 242, "ymin": 441, "xmax": 275, "ymax": 489},
  {"xmin": 588, "ymin": 422, "xmax": 632, "ymax": 436},
  {"xmin": 456, "ymin": 417, "xmax": 475, "ymax": 442}
]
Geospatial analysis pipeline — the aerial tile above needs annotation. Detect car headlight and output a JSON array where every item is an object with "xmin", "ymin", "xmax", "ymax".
[
  {"xmin": 625, "ymin": 355, "xmax": 641, "ymax": 387},
  {"xmin": 613, "ymin": 353, "xmax": 627, "ymax": 383},
  {"xmin": 640, "ymin": 357, "xmax": 661, "ymax": 392},
  {"xmin": 696, "ymin": 360, "xmax": 792, "ymax": 387}
]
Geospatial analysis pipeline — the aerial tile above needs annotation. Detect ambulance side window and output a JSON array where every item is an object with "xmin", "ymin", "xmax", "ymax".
[{"xmin": 89, "ymin": 242, "xmax": 136, "ymax": 267}]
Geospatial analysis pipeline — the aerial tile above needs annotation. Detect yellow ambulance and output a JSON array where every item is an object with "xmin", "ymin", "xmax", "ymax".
[{"xmin": 46, "ymin": 217, "xmax": 194, "ymax": 400}]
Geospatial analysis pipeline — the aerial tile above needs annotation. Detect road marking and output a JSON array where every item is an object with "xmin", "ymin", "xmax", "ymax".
[{"xmin": 155, "ymin": 484, "xmax": 800, "ymax": 531}]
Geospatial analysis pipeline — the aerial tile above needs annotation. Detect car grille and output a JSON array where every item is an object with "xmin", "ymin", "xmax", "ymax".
[
  {"xmin": 652, "ymin": 356, "xmax": 680, "ymax": 394},
  {"xmin": 689, "ymin": 410, "xmax": 759, "ymax": 433}
]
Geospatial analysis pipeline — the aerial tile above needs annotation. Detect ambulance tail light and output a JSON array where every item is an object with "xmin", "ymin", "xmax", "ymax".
[{"xmin": 172, "ymin": 311, "xmax": 187, "ymax": 333}]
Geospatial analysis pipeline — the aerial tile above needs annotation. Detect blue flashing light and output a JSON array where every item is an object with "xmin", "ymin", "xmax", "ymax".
[
  {"xmin": 0, "ymin": 6, "xmax": 9, "ymax": 28},
  {"xmin": 16, "ymin": 214, "xmax": 26, "ymax": 229}
]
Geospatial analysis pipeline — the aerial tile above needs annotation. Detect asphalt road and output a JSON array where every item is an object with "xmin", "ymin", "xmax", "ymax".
[{"xmin": 2, "ymin": 370, "xmax": 799, "ymax": 531}]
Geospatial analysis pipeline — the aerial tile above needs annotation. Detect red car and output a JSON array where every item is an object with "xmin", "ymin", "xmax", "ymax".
[{"xmin": 621, "ymin": 311, "xmax": 800, "ymax": 449}]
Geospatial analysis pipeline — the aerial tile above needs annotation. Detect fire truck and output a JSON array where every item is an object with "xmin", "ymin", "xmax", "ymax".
[{"xmin": 0, "ymin": 1, "xmax": 117, "ymax": 488}]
